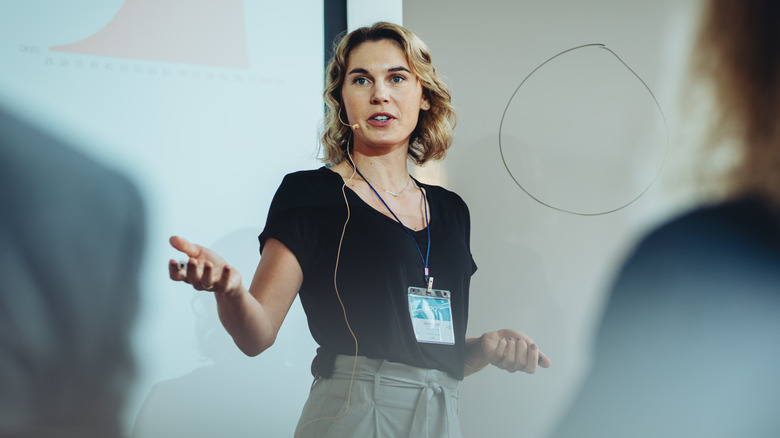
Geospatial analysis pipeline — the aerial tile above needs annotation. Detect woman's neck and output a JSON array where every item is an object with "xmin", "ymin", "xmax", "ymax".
[{"xmin": 349, "ymin": 150, "xmax": 412, "ymax": 191}]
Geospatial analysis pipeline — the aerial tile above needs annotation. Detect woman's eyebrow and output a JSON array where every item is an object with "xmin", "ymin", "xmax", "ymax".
[
  {"xmin": 347, "ymin": 67, "xmax": 369, "ymax": 75},
  {"xmin": 347, "ymin": 66, "xmax": 411, "ymax": 75}
]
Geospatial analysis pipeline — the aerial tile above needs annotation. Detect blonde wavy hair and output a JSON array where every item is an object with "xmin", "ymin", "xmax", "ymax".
[{"xmin": 320, "ymin": 22, "xmax": 456, "ymax": 166}]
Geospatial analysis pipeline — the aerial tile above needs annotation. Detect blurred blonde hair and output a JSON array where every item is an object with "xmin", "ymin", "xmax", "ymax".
[
  {"xmin": 320, "ymin": 22, "xmax": 456, "ymax": 166},
  {"xmin": 693, "ymin": 0, "xmax": 780, "ymax": 205}
]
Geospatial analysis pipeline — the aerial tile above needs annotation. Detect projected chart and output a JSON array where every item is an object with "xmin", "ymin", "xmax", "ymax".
[
  {"xmin": 50, "ymin": 0, "xmax": 249, "ymax": 69},
  {"xmin": 499, "ymin": 44, "xmax": 668, "ymax": 216}
]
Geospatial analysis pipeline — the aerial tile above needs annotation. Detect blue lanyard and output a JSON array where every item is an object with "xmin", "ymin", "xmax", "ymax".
[{"xmin": 353, "ymin": 166, "xmax": 432, "ymax": 288}]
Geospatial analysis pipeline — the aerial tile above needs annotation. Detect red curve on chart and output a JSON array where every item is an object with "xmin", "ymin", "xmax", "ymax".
[{"xmin": 50, "ymin": 0, "xmax": 249, "ymax": 69}]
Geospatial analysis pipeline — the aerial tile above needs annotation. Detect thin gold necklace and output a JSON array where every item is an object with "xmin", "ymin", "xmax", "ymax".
[{"xmin": 360, "ymin": 174, "xmax": 413, "ymax": 197}]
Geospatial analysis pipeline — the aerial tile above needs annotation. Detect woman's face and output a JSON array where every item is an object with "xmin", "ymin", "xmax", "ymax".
[{"xmin": 341, "ymin": 39, "xmax": 429, "ymax": 155}]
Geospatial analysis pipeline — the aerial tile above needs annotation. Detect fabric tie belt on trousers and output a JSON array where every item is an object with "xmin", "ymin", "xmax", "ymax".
[{"xmin": 330, "ymin": 355, "xmax": 460, "ymax": 438}]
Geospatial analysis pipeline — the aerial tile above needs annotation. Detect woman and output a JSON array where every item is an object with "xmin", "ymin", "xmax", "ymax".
[
  {"xmin": 170, "ymin": 22, "xmax": 550, "ymax": 437},
  {"xmin": 551, "ymin": 2, "xmax": 780, "ymax": 437}
]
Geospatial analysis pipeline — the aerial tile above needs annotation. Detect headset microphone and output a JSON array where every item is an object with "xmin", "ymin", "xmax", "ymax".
[
  {"xmin": 338, "ymin": 112, "xmax": 360, "ymax": 130},
  {"xmin": 341, "ymin": 120, "xmax": 359, "ymax": 130}
]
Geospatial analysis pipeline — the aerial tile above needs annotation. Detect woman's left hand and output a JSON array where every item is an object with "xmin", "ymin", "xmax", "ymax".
[{"xmin": 465, "ymin": 329, "xmax": 551, "ymax": 375}]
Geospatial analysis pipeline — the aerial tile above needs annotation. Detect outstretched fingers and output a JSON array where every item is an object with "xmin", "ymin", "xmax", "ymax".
[
  {"xmin": 168, "ymin": 235, "xmax": 233, "ymax": 290},
  {"xmin": 200, "ymin": 262, "xmax": 216, "ymax": 291},
  {"xmin": 169, "ymin": 259, "xmax": 187, "ymax": 281},
  {"xmin": 214, "ymin": 265, "xmax": 234, "ymax": 293},
  {"xmin": 168, "ymin": 252, "xmax": 240, "ymax": 296},
  {"xmin": 169, "ymin": 235, "xmax": 202, "ymax": 258},
  {"xmin": 186, "ymin": 258, "xmax": 208, "ymax": 290}
]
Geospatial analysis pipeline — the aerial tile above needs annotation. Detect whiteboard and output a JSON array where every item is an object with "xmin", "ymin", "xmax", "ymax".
[{"xmin": 404, "ymin": 1, "xmax": 700, "ymax": 437}]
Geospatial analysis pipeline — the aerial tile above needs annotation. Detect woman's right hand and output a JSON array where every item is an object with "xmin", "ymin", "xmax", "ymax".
[{"xmin": 168, "ymin": 235, "xmax": 243, "ymax": 297}]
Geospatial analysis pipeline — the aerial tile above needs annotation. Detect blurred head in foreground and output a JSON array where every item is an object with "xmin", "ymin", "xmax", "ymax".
[{"xmin": 0, "ymin": 102, "xmax": 145, "ymax": 438}]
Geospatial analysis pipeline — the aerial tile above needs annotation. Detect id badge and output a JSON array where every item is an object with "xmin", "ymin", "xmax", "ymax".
[{"xmin": 407, "ymin": 286, "xmax": 455, "ymax": 345}]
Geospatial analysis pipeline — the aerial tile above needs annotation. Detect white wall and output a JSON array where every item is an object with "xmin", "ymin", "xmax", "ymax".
[
  {"xmin": 0, "ymin": 1, "xmax": 323, "ymax": 436},
  {"xmin": 404, "ymin": 1, "xmax": 701, "ymax": 437},
  {"xmin": 347, "ymin": 0, "xmax": 403, "ymax": 31}
]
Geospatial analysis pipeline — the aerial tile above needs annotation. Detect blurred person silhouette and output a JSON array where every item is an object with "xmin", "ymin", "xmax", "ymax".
[
  {"xmin": 0, "ymin": 101, "xmax": 145, "ymax": 438},
  {"xmin": 551, "ymin": 1, "xmax": 780, "ymax": 437}
]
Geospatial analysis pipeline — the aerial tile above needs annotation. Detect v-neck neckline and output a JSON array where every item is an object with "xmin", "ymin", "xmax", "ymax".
[{"xmin": 323, "ymin": 166, "xmax": 432, "ymax": 233}]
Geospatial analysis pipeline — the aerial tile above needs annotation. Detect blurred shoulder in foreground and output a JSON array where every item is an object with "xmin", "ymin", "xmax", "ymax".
[
  {"xmin": 551, "ymin": 1, "xmax": 780, "ymax": 435},
  {"xmin": 0, "ymin": 102, "xmax": 145, "ymax": 438},
  {"xmin": 551, "ymin": 197, "xmax": 780, "ymax": 437}
]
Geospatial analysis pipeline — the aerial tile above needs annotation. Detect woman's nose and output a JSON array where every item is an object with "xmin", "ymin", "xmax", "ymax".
[{"xmin": 371, "ymin": 84, "xmax": 389, "ymax": 104}]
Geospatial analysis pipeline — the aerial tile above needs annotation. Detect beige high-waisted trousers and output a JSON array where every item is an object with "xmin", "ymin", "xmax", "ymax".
[{"xmin": 294, "ymin": 355, "xmax": 463, "ymax": 438}]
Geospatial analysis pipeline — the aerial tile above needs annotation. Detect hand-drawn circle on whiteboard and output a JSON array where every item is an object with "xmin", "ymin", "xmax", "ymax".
[{"xmin": 499, "ymin": 44, "xmax": 668, "ymax": 216}]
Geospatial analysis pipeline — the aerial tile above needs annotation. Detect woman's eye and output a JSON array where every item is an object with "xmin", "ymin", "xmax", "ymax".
[
  {"xmin": 354, "ymin": 77, "xmax": 368, "ymax": 85},
  {"xmin": 391, "ymin": 75, "xmax": 405, "ymax": 83}
]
